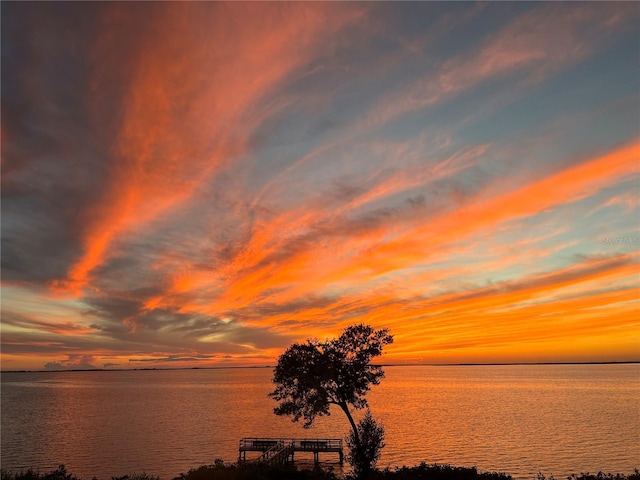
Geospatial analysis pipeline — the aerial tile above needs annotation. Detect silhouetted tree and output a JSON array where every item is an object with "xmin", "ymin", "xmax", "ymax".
[{"xmin": 269, "ymin": 323, "xmax": 393, "ymax": 479}]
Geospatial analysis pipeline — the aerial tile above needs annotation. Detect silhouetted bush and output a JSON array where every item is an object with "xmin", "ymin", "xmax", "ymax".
[
  {"xmin": 112, "ymin": 474, "xmax": 160, "ymax": 480},
  {"xmin": 1, "ymin": 465, "xmax": 78, "ymax": 480},
  {"xmin": 173, "ymin": 462, "xmax": 337, "ymax": 480},
  {"xmin": 363, "ymin": 463, "xmax": 512, "ymax": 480},
  {"xmin": 0, "ymin": 466, "xmax": 158, "ymax": 480},
  {"xmin": 537, "ymin": 471, "xmax": 640, "ymax": 480},
  {"xmin": 346, "ymin": 411, "xmax": 386, "ymax": 479}
]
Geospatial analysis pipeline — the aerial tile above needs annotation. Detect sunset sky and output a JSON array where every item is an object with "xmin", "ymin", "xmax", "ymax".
[{"xmin": 2, "ymin": 2, "xmax": 639, "ymax": 371}]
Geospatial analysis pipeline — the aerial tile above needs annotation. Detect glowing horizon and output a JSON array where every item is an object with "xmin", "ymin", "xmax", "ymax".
[{"xmin": 2, "ymin": 2, "xmax": 639, "ymax": 371}]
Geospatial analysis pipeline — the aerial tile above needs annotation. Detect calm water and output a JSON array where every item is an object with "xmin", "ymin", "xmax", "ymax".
[{"xmin": 1, "ymin": 365, "xmax": 638, "ymax": 479}]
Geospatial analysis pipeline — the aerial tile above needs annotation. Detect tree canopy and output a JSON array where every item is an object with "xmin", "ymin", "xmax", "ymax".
[{"xmin": 269, "ymin": 324, "xmax": 393, "ymax": 428}]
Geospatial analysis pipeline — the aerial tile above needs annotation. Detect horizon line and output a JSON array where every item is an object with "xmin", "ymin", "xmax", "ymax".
[{"xmin": 2, "ymin": 360, "xmax": 639, "ymax": 374}]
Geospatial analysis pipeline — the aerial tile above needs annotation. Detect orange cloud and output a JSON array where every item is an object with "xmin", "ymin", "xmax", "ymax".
[
  {"xmin": 227, "ymin": 135, "xmax": 634, "ymax": 311},
  {"xmin": 140, "ymin": 140, "xmax": 637, "ymax": 331},
  {"xmin": 332, "ymin": 256, "xmax": 639, "ymax": 362},
  {"xmin": 363, "ymin": 140, "xmax": 639, "ymax": 269},
  {"xmin": 53, "ymin": 2, "xmax": 365, "ymax": 296},
  {"xmin": 4, "ymin": 316, "xmax": 95, "ymax": 336}
]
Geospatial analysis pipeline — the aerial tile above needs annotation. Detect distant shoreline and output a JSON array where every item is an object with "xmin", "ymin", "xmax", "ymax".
[{"xmin": 2, "ymin": 360, "xmax": 638, "ymax": 374}]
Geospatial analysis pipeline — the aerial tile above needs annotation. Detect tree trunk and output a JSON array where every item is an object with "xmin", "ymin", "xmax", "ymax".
[{"xmin": 339, "ymin": 402, "xmax": 360, "ymax": 447}]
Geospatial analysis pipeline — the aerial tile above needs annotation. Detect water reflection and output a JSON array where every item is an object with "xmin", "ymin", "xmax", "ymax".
[{"xmin": 1, "ymin": 365, "xmax": 638, "ymax": 480}]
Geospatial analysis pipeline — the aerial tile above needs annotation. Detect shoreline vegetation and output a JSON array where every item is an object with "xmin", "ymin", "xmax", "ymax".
[{"xmin": 2, "ymin": 463, "xmax": 639, "ymax": 480}]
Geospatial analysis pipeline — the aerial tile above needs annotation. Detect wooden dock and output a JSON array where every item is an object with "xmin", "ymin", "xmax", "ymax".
[{"xmin": 238, "ymin": 437, "xmax": 344, "ymax": 464}]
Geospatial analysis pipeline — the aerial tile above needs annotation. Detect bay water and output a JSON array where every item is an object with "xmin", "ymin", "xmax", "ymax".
[{"xmin": 1, "ymin": 365, "xmax": 638, "ymax": 479}]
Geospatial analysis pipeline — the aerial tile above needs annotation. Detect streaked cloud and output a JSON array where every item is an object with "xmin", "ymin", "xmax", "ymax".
[{"xmin": 2, "ymin": 2, "xmax": 638, "ymax": 370}]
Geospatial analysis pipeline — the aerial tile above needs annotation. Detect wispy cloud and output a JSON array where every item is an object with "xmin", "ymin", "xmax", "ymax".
[
  {"xmin": 2, "ymin": 2, "xmax": 638, "ymax": 369},
  {"xmin": 45, "ymin": 2, "xmax": 366, "ymax": 296}
]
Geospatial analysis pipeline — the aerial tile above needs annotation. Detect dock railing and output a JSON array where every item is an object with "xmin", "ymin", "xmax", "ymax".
[
  {"xmin": 292, "ymin": 438, "xmax": 342, "ymax": 451},
  {"xmin": 239, "ymin": 438, "xmax": 283, "ymax": 451}
]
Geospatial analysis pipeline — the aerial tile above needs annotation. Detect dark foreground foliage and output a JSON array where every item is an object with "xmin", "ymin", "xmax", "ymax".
[
  {"xmin": 2, "ymin": 463, "xmax": 639, "ymax": 480},
  {"xmin": 0, "ymin": 465, "xmax": 159, "ymax": 480},
  {"xmin": 538, "ymin": 472, "xmax": 640, "ymax": 480},
  {"xmin": 369, "ymin": 463, "xmax": 512, "ymax": 480},
  {"xmin": 0, "ymin": 464, "xmax": 333, "ymax": 480},
  {"xmin": 173, "ymin": 462, "xmax": 337, "ymax": 480}
]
